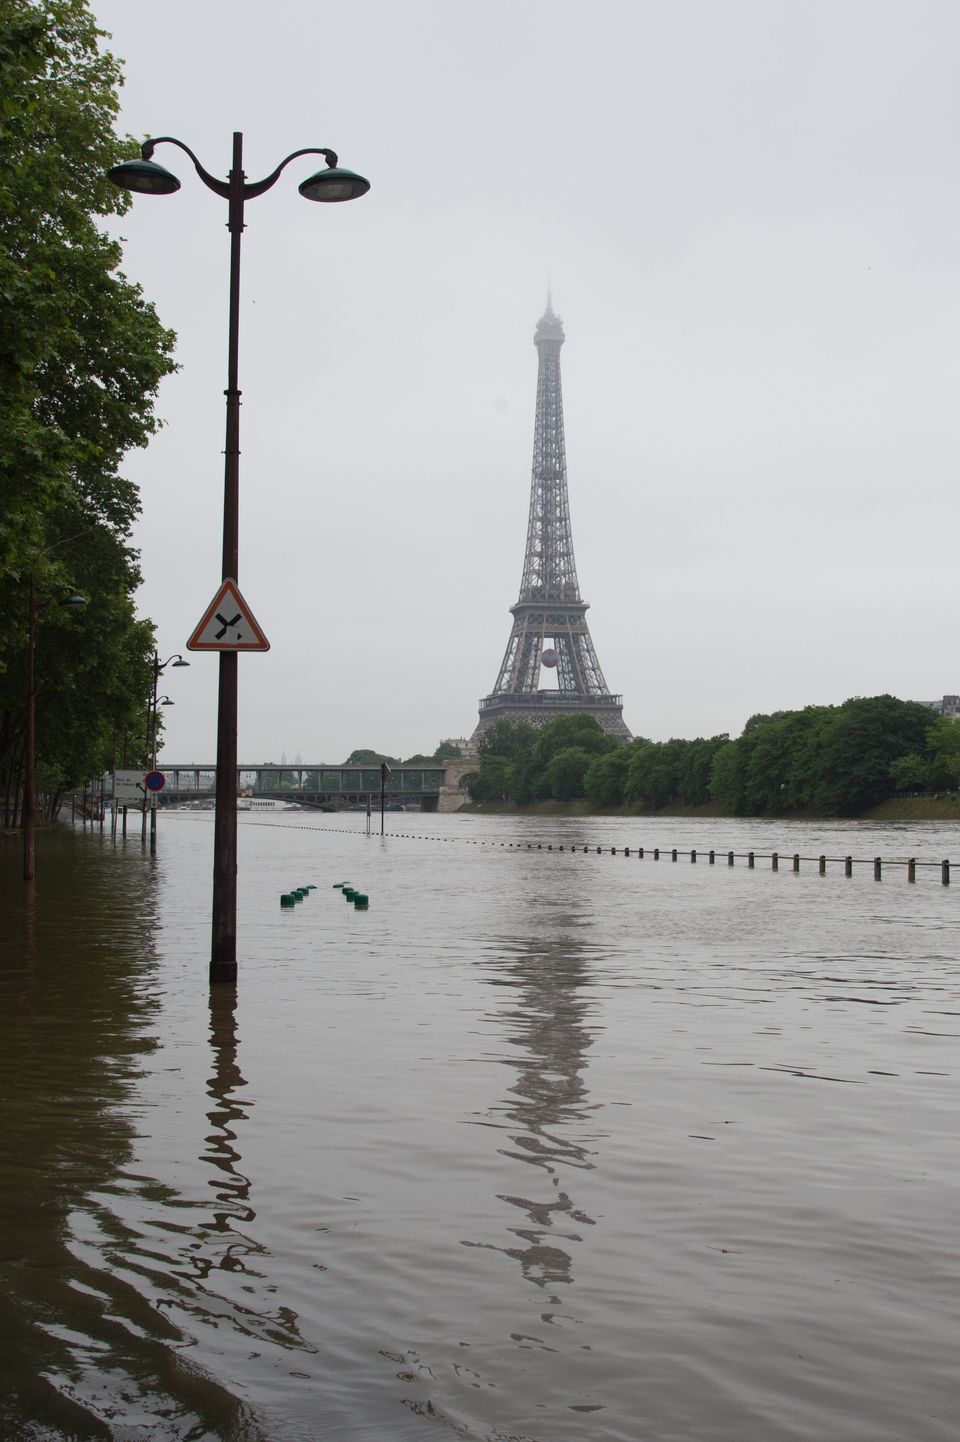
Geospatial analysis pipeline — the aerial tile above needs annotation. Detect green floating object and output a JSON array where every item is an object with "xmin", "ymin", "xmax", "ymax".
[
  {"xmin": 343, "ymin": 889, "xmax": 357, "ymax": 901},
  {"xmin": 280, "ymin": 893, "xmax": 296, "ymax": 908},
  {"xmin": 353, "ymin": 894, "xmax": 369, "ymax": 909}
]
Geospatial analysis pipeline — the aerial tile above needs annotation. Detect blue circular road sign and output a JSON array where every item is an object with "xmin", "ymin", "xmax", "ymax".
[{"xmin": 144, "ymin": 770, "xmax": 166, "ymax": 792}]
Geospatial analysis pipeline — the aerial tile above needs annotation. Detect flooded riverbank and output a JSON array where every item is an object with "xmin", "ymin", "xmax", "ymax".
[{"xmin": 2, "ymin": 812, "xmax": 958, "ymax": 1440}]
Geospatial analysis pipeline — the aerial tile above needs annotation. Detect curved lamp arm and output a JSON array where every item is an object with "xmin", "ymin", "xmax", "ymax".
[
  {"xmin": 142, "ymin": 136, "xmax": 230, "ymax": 197},
  {"xmin": 242, "ymin": 146, "xmax": 340, "ymax": 199},
  {"xmin": 141, "ymin": 137, "xmax": 340, "ymax": 200}
]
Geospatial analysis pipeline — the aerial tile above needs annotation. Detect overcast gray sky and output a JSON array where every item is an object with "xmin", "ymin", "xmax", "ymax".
[{"xmin": 90, "ymin": 0, "xmax": 960, "ymax": 764}]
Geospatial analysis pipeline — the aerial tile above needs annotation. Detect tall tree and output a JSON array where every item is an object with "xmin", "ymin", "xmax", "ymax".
[
  {"xmin": 584, "ymin": 745, "xmax": 633, "ymax": 807},
  {"xmin": 813, "ymin": 696, "xmax": 935, "ymax": 815},
  {"xmin": 0, "ymin": 0, "xmax": 176, "ymax": 816}
]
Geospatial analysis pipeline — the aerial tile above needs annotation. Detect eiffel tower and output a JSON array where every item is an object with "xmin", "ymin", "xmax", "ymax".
[{"xmin": 474, "ymin": 302, "xmax": 631, "ymax": 741}]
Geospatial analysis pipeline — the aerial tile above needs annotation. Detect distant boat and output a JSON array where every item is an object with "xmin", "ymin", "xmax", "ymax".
[{"xmin": 237, "ymin": 797, "xmax": 301, "ymax": 812}]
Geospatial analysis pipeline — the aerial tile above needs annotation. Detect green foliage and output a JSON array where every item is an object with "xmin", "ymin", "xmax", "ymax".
[
  {"xmin": 345, "ymin": 748, "xmax": 399, "ymax": 766},
  {"xmin": 0, "ymin": 0, "xmax": 174, "ymax": 575},
  {"xmin": 402, "ymin": 741, "xmax": 462, "ymax": 764},
  {"xmin": 0, "ymin": 0, "xmax": 176, "ymax": 819},
  {"xmin": 542, "ymin": 745, "xmax": 592, "ymax": 801},
  {"xmin": 811, "ymin": 696, "xmax": 935, "ymax": 815},
  {"xmin": 708, "ymin": 740, "xmax": 747, "ymax": 813},
  {"xmin": 477, "ymin": 720, "xmax": 536, "ymax": 760},
  {"xmin": 676, "ymin": 734, "xmax": 729, "ymax": 804},
  {"xmin": 531, "ymin": 713, "xmax": 617, "ymax": 767},
  {"xmin": 584, "ymin": 746, "xmax": 632, "ymax": 807},
  {"xmin": 741, "ymin": 708, "xmax": 830, "ymax": 814},
  {"xmin": 714, "ymin": 696, "xmax": 949, "ymax": 816},
  {"xmin": 462, "ymin": 697, "xmax": 953, "ymax": 816},
  {"xmin": 623, "ymin": 735, "xmax": 728, "ymax": 809},
  {"xmin": 922, "ymin": 718, "xmax": 960, "ymax": 792},
  {"xmin": 464, "ymin": 754, "xmax": 514, "ymax": 802},
  {"xmin": 625, "ymin": 739, "xmax": 681, "ymax": 808},
  {"xmin": 432, "ymin": 740, "xmax": 461, "ymax": 761},
  {"xmin": 889, "ymin": 752, "xmax": 930, "ymax": 794},
  {"xmin": 467, "ymin": 715, "xmax": 623, "ymax": 805}
]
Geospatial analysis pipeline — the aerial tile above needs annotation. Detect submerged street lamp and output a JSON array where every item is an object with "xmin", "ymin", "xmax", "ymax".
[
  {"xmin": 109, "ymin": 134, "xmax": 369, "ymax": 985},
  {"xmin": 145, "ymin": 651, "xmax": 189, "ymax": 850}
]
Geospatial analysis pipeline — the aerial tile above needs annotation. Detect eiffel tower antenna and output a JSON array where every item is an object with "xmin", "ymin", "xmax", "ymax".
[{"xmin": 473, "ymin": 302, "xmax": 631, "ymax": 740}]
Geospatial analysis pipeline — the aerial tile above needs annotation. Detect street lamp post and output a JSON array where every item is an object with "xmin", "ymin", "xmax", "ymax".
[
  {"xmin": 150, "ymin": 696, "xmax": 174, "ymax": 770},
  {"xmin": 23, "ymin": 577, "xmax": 87, "ymax": 882},
  {"xmin": 145, "ymin": 651, "xmax": 189, "ymax": 849},
  {"xmin": 380, "ymin": 761, "xmax": 391, "ymax": 836},
  {"xmin": 109, "ymin": 134, "xmax": 369, "ymax": 985}
]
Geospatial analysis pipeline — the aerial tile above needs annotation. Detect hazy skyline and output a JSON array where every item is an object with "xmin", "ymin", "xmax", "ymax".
[{"xmin": 90, "ymin": 0, "xmax": 960, "ymax": 762}]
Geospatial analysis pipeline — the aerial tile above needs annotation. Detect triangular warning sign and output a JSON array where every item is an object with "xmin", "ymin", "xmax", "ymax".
[{"xmin": 186, "ymin": 579, "xmax": 270, "ymax": 652}]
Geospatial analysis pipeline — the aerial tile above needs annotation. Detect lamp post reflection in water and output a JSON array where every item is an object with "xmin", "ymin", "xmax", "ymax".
[
  {"xmin": 463, "ymin": 909, "xmax": 599, "ymax": 1315},
  {"xmin": 206, "ymin": 988, "xmax": 256, "ymax": 1244},
  {"xmin": 202, "ymin": 991, "xmax": 317, "ymax": 1361}
]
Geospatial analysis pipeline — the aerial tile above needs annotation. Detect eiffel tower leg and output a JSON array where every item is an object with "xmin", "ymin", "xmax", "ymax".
[{"xmin": 492, "ymin": 610, "xmax": 542, "ymax": 695}]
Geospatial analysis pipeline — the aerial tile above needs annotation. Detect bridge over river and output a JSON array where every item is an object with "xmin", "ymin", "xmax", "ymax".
[{"xmin": 153, "ymin": 759, "xmax": 476, "ymax": 813}]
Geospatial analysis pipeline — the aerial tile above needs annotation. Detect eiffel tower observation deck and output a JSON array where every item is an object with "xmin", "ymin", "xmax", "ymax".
[{"xmin": 474, "ymin": 302, "xmax": 631, "ymax": 741}]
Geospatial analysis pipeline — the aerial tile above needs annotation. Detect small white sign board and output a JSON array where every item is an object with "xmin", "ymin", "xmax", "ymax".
[{"xmin": 114, "ymin": 769, "xmax": 147, "ymax": 806}]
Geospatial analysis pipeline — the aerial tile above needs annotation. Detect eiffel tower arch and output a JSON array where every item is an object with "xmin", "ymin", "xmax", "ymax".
[{"xmin": 473, "ymin": 303, "xmax": 632, "ymax": 742}]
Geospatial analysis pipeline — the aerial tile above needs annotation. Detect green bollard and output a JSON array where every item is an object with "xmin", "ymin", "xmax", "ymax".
[
  {"xmin": 354, "ymin": 894, "xmax": 369, "ymax": 909},
  {"xmin": 280, "ymin": 893, "xmax": 295, "ymax": 908}
]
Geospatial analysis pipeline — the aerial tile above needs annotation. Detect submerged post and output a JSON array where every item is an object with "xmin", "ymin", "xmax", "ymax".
[{"xmin": 380, "ymin": 762, "xmax": 390, "ymax": 836}]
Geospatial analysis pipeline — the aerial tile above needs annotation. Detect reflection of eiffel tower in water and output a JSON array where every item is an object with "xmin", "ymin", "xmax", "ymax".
[
  {"xmin": 462, "ymin": 913, "xmax": 599, "ymax": 1299},
  {"xmin": 473, "ymin": 302, "xmax": 631, "ymax": 741}
]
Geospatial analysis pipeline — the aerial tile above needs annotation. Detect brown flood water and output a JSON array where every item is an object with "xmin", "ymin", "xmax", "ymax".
[{"xmin": 1, "ymin": 811, "xmax": 958, "ymax": 1441}]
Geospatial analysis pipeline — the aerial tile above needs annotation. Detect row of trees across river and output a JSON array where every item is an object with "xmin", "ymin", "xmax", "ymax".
[{"xmin": 464, "ymin": 698, "xmax": 960, "ymax": 816}]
